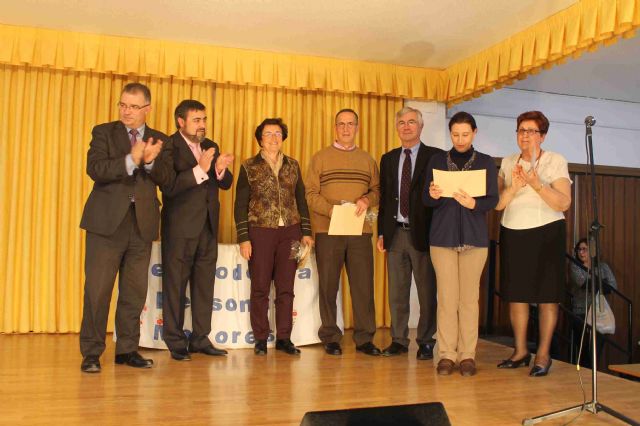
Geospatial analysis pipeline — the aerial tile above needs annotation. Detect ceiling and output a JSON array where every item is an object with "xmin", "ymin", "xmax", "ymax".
[
  {"xmin": 1, "ymin": 0, "xmax": 638, "ymax": 103},
  {"xmin": 1, "ymin": 0, "xmax": 574, "ymax": 68},
  {"xmin": 509, "ymin": 35, "xmax": 640, "ymax": 103}
]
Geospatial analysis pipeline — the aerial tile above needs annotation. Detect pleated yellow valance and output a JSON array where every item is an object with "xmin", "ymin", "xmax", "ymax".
[
  {"xmin": 446, "ymin": 0, "xmax": 640, "ymax": 105},
  {"xmin": 0, "ymin": 23, "xmax": 447, "ymax": 102}
]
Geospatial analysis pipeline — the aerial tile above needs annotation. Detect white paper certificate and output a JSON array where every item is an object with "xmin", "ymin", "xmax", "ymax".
[
  {"xmin": 433, "ymin": 169, "xmax": 486, "ymax": 198},
  {"xmin": 328, "ymin": 204, "xmax": 366, "ymax": 236}
]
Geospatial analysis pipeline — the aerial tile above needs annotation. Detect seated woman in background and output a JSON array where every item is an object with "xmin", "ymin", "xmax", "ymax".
[
  {"xmin": 570, "ymin": 238, "xmax": 618, "ymax": 316},
  {"xmin": 569, "ymin": 238, "xmax": 618, "ymax": 366}
]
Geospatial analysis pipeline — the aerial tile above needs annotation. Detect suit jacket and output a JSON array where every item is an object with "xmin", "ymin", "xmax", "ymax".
[
  {"xmin": 160, "ymin": 132, "xmax": 233, "ymax": 239},
  {"xmin": 378, "ymin": 142, "xmax": 443, "ymax": 251},
  {"xmin": 80, "ymin": 121, "xmax": 173, "ymax": 242}
]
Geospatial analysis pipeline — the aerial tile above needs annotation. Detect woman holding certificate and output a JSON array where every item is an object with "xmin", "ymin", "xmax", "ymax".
[
  {"xmin": 424, "ymin": 111, "xmax": 498, "ymax": 376},
  {"xmin": 495, "ymin": 111, "xmax": 571, "ymax": 377},
  {"xmin": 234, "ymin": 118, "xmax": 314, "ymax": 356}
]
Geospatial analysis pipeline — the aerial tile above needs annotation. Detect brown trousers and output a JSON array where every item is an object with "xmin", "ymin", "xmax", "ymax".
[
  {"xmin": 315, "ymin": 233, "xmax": 376, "ymax": 346},
  {"xmin": 248, "ymin": 224, "xmax": 302, "ymax": 341}
]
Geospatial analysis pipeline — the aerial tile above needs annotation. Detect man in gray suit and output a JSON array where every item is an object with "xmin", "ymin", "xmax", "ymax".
[
  {"xmin": 79, "ymin": 83, "xmax": 173, "ymax": 373},
  {"xmin": 377, "ymin": 106, "xmax": 441, "ymax": 359}
]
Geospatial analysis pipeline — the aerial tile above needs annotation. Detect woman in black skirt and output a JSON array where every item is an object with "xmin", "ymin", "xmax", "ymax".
[{"xmin": 495, "ymin": 111, "xmax": 572, "ymax": 376}]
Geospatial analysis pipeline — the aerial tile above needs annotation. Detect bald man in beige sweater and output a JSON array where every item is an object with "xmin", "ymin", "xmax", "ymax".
[{"xmin": 306, "ymin": 108, "xmax": 381, "ymax": 356}]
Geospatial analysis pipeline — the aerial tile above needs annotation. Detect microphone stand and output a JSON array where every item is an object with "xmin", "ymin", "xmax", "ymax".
[{"xmin": 523, "ymin": 117, "xmax": 639, "ymax": 426}]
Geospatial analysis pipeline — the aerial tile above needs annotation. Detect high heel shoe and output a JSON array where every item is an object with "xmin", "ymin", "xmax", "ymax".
[
  {"xmin": 529, "ymin": 359, "xmax": 552, "ymax": 377},
  {"xmin": 497, "ymin": 353, "xmax": 531, "ymax": 368}
]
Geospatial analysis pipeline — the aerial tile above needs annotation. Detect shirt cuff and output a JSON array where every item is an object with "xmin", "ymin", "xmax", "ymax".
[
  {"xmin": 193, "ymin": 165, "xmax": 210, "ymax": 184},
  {"xmin": 143, "ymin": 160, "xmax": 154, "ymax": 171},
  {"xmin": 125, "ymin": 154, "xmax": 137, "ymax": 176},
  {"xmin": 215, "ymin": 168, "xmax": 226, "ymax": 181}
]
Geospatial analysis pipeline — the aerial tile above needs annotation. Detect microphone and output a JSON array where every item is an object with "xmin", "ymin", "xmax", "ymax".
[{"xmin": 584, "ymin": 116, "xmax": 596, "ymax": 126}]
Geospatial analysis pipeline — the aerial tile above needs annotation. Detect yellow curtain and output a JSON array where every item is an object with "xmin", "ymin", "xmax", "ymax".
[
  {"xmin": 0, "ymin": 68, "xmax": 400, "ymax": 332},
  {"xmin": 0, "ymin": 23, "xmax": 446, "ymax": 102},
  {"xmin": 212, "ymin": 83, "xmax": 402, "ymax": 328},
  {"xmin": 0, "ymin": 64, "xmax": 216, "ymax": 332},
  {"xmin": 446, "ymin": 0, "xmax": 640, "ymax": 105}
]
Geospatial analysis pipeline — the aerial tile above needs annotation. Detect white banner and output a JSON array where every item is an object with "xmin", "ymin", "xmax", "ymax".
[{"xmin": 138, "ymin": 242, "xmax": 342, "ymax": 350}]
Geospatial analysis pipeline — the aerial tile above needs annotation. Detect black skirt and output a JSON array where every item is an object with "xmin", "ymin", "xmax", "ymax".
[{"xmin": 499, "ymin": 220, "xmax": 566, "ymax": 303}]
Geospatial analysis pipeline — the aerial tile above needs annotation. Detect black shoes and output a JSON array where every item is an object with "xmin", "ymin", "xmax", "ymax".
[
  {"xmin": 382, "ymin": 342, "xmax": 408, "ymax": 357},
  {"xmin": 81, "ymin": 356, "xmax": 101, "ymax": 373},
  {"xmin": 530, "ymin": 359, "xmax": 552, "ymax": 377},
  {"xmin": 115, "ymin": 351, "xmax": 153, "ymax": 368},
  {"xmin": 497, "ymin": 353, "xmax": 531, "ymax": 369},
  {"xmin": 170, "ymin": 349, "xmax": 191, "ymax": 361},
  {"xmin": 275, "ymin": 339, "xmax": 301, "ymax": 355},
  {"xmin": 416, "ymin": 343, "xmax": 434, "ymax": 360},
  {"xmin": 356, "ymin": 342, "xmax": 381, "ymax": 356},
  {"xmin": 254, "ymin": 340, "xmax": 267, "ymax": 356},
  {"xmin": 189, "ymin": 345, "xmax": 228, "ymax": 356},
  {"xmin": 324, "ymin": 342, "xmax": 342, "ymax": 355}
]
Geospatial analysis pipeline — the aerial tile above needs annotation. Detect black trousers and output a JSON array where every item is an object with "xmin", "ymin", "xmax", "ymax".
[
  {"xmin": 80, "ymin": 205, "xmax": 151, "ymax": 357},
  {"xmin": 161, "ymin": 221, "xmax": 218, "ymax": 352}
]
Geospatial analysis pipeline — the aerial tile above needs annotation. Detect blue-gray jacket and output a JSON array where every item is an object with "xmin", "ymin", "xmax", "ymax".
[{"xmin": 423, "ymin": 150, "xmax": 498, "ymax": 248}]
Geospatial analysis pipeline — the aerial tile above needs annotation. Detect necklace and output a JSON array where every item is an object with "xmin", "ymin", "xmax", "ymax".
[
  {"xmin": 446, "ymin": 149, "xmax": 476, "ymax": 171},
  {"xmin": 517, "ymin": 149, "xmax": 544, "ymax": 172}
]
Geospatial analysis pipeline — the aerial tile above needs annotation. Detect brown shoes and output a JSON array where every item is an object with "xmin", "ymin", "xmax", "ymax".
[
  {"xmin": 459, "ymin": 358, "xmax": 477, "ymax": 377},
  {"xmin": 437, "ymin": 359, "xmax": 455, "ymax": 375},
  {"xmin": 437, "ymin": 358, "xmax": 477, "ymax": 376}
]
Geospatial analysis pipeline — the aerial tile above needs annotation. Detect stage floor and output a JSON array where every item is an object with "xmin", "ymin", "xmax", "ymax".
[{"xmin": 1, "ymin": 330, "xmax": 638, "ymax": 425}]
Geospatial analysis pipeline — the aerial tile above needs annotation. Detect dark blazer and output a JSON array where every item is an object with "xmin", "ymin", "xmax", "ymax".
[
  {"xmin": 423, "ymin": 149, "xmax": 499, "ymax": 248},
  {"xmin": 80, "ymin": 121, "xmax": 173, "ymax": 242},
  {"xmin": 160, "ymin": 132, "xmax": 233, "ymax": 239},
  {"xmin": 378, "ymin": 143, "xmax": 443, "ymax": 251}
]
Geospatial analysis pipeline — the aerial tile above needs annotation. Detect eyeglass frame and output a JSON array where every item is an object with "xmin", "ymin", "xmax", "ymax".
[
  {"xmin": 262, "ymin": 131, "xmax": 283, "ymax": 139},
  {"xmin": 117, "ymin": 102, "xmax": 150, "ymax": 111},
  {"xmin": 516, "ymin": 128, "xmax": 542, "ymax": 136}
]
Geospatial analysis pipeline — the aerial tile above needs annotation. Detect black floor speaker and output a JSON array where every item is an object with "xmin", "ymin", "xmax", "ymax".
[{"xmin": 300, "ymin": 402, "xmax": 450, "ymax": 425}]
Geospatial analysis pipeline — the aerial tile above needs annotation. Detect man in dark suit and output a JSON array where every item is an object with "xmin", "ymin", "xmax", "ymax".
[
  {"xmin": 160, "ymin": 100, "xmax": 233, "ymax": 361},
  {"xmin": 377, "ymin": 106, "xmax": 442, "ymax": 360},
  {"xmin": 79, "ymin": 83, "xmax": 174, "ymax": 373}
]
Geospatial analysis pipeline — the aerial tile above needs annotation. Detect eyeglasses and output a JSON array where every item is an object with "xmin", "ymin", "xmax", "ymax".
[
  {"xmin": 262, "ymin": 131, "xmax": 283, "ymax": 138},
  {"xmin": 516, "ymin": 128, "xmax": 541, "ymax": 136},
  {"xmin": 397, "ymin": 119, "xmax": 418, "ymax": 127},
  {"xmin": 577, "ymin": 247, "xmax": 588, "ymax": 252},
  {"xmin": 117, "ymin": 102, "xmax": 150, "ymax": 111},
  {"xmin": 336, "ymin": 122, "xmax": 357, "ymax": 129}
]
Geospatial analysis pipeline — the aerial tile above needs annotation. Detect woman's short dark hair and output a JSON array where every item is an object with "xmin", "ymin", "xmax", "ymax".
[
  {"xmin": 255, "ymin": 118, "xmax": 288, "ymax": 146},
  {"xmin": 574, "ymin": 238, "xmax": 589, "ymax": 258},
  {"xmin": 448, "ymin": 111, "xmax": 477, "ymax": 131},
  {"xmin": 517, "ymin": 111, "xmax": 550, "ymax": 135}
]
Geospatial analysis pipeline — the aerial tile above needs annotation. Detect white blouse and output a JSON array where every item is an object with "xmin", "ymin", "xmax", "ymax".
[{"xmin": 499, "ymin": 151, "xmax": 571, "ymax": 230}]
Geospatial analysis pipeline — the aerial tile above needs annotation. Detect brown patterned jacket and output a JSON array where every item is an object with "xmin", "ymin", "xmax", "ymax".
[{"xmin": 234, "ymin": 153, "xmax": 312, "ymax": 243}]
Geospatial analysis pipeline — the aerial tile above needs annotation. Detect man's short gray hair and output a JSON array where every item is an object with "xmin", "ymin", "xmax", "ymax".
[{"xmin": 395, "ymin": 106, "xmax": 423, "ymax": 126}]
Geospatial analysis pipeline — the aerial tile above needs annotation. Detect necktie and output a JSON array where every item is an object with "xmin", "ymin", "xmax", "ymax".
[
  {"xmin": 400, "ymin": 148, "xmax": 411, "ymax": 218},
  {"xmin": 129, "ymin": 129, "xmax": 139, "ymax": 147},
  {"xmin": 188, "ymin": 142, "xmax": 202, "ymax": 161}
]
